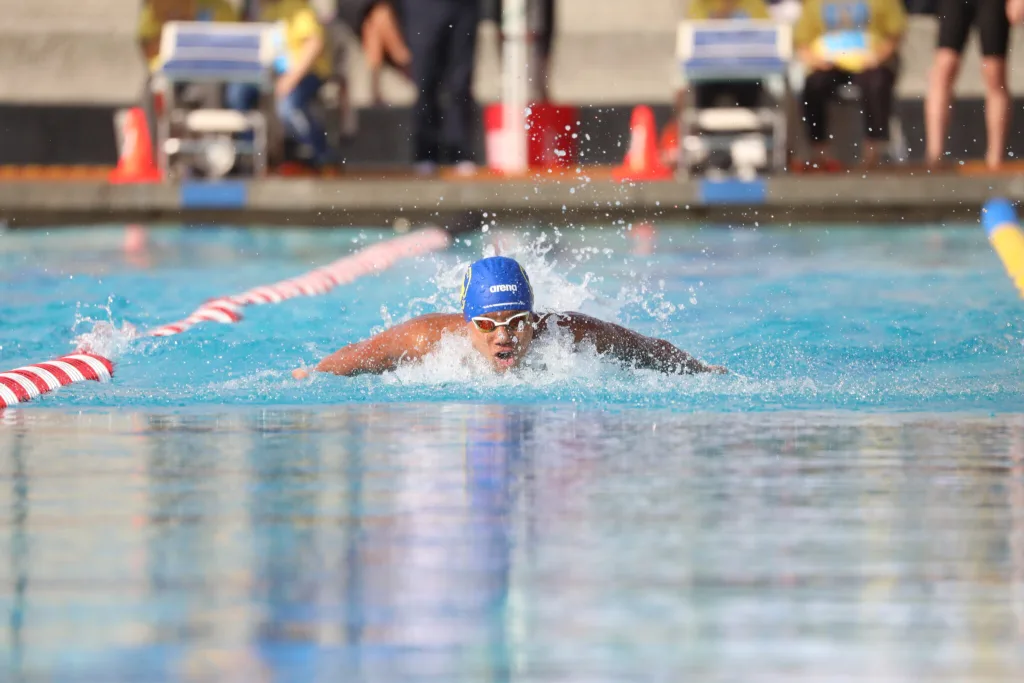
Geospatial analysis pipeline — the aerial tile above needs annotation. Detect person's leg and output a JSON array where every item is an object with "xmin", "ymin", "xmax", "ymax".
[
  {"xmin": 978, "ymin": 0, "xmax": 1011, "ymax": 168},
  {"xmin": 276, "ymin": 74, "xmax": 328, "ymax": 166},
  {"xmin": 402, "ymin": 0, "xmax": 449, "ymax": 167},
  {"xmin": 225, "ymin": 83, "xmax": 260, "ymax": 111},
  {"xmin": 980, "ymin": 57, "xmax": 1009, "ymax": 168},
  {"xmin": 440, "ymin": 0, "xmax": 481, "ymax": 165},
  {"xmin": 852, "ymin": 66, "xmax": 896, "ymax": 166},
  {"xmin": 925, "ymin": 0, "xmax": 972, "ymax": 165},
  {"xmin": 536, "ymin": 0, "xmax": 555, "ymax": 100},
  {"xmin": 801, "ymin": 68, "xmax": 843, "ymax": 163}
]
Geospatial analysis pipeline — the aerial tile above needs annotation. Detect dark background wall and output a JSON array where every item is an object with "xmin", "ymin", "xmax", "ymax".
[{"xmin": 4, "ymin": 99, "xmax": 1021, "ymax": 169}]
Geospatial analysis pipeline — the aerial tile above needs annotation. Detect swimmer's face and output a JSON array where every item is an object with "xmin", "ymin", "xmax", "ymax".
[{"xmin": 466, "ymin": 309, "xmax": 536, "ymax": 373}]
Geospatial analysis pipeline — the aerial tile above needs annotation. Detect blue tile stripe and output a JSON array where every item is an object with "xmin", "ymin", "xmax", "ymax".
[
  {"xmin": 699, "ymin": 179, "xmax": 767, "ymax": 205},
  {"xmin": 180, "ymin": 181, "xmax": 248, "ymax": 209}
]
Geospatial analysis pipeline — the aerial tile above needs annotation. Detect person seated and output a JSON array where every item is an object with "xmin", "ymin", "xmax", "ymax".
[
  {"xmin": 793, "ymin": 0, "xmax": 906, "ymax": 171},
  {"xmin": 139, "ymin": 0, "xmax": 239, "ymax": 116},
  {"xmin": 686, "ymin": 0, "xmax": 772, "ymax": 109},
  {"xmin": 138, "ymin": 0, "xmax": 239, "ymax": 74},
  {"xmin": 662, "ymin": 0, "xmax": 771, "ymax": 169},
  {"xmin": 335, "ymin": 0, "xmax": 412, "ymax": 105},
  {"xmin": 226, "ymin": 0, "xmax": 334, "ymax": 171}
]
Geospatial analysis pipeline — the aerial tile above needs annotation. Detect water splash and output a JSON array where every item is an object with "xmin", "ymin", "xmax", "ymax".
[
  {"xmin": 71, "ymin": 296, "xmax": 139, "ymax": 358},
  {"xmin": 382, "ymin": 321, "xmax": 737, "ymax": 400},
  {"xmin": 425, "ymin": 232, "xmax": 632, "ymax": 323},
  {"xmin": 71, "ymin": 321, "xmax": 139, "ymax": 359}
]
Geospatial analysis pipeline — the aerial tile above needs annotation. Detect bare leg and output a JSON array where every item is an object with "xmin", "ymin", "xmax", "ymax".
[
  {"xmin": 925, "ymin": 48, "xmax": 961, "ymax": 166},
  {"xmin": 981, "ymin": 56, "xmax": 1009, "ymax": 169}
]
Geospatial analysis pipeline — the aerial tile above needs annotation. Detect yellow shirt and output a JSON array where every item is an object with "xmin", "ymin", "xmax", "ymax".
[
  {"xmin": 687, "ymin": 0, "xmax": 770, "ymax": 20},
  {"xmin": 259, "ymin": 0, "xmax": 332, "ymax": 81},
  {"xmin": 794, "ymin": 0, "xmax": 906, "ymax": 49},
  {"xmin": 139, "ymin": 0, "xmax": 239, "ymax": 71}
]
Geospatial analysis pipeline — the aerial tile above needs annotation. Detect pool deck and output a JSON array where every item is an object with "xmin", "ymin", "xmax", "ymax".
[{"xmin": 1, "ymin": 165, "xmax": 1021, "ymax": 228}]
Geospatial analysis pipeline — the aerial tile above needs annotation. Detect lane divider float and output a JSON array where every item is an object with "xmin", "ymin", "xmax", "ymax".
[
  {"xmin": 0, "ymin": 354, "xmax": 114, "ymax": 408},
  {"xmin": 146, "ymin": 227, "xmax": 451, "ymax": 337},
  {"xmin": 982, "ymin": 198, "xmax": 1024, "ymax": 299},
  {"xmin": 0, "ymin": 227, "xmax": 452, "ymax": 409}
]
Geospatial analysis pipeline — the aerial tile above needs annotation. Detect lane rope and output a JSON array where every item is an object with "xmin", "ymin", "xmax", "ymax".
[
  {"xmin": 0, "ymin": 354, "xmax": 114, "ymax": 408},
  {"xmin": 0, "ymin": 227, "xmax": 452, "ymax": 409}
]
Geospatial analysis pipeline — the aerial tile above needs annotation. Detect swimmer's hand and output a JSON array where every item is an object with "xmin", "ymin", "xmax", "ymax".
[
  {"xmin": 292, "ymin": 367, "xmax": 311, "ymax": 380},
  {"xmin": 707, "ymin": 364, "xmax": 729, "ymax": 375}
]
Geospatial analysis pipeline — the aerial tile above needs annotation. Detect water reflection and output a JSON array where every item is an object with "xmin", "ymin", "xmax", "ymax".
[{"xmin": 2, "ymin": 408, "xmax": 1024, "ymax": 681}]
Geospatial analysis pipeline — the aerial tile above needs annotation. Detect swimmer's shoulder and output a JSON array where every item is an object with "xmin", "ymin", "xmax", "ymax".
[
  {"xmin": 387, "ymin": 313, "xmax": 463, "ymax": 354},
  {"xmin": 348, "ymin": 314, "xmax": 459, "ymax": 366},
  {"xmin": 409, "ymin": 312, "xmax": 464, "ymax": 333}
]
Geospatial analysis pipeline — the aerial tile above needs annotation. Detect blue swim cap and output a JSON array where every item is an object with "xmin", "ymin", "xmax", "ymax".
[{"xmin": 460, "ymin": 256, "xmax": 534, "ymax": 321}]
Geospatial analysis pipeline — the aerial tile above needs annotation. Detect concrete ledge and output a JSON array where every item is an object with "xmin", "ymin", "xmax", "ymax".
[{"xmin": 0, "ymin": 172, "xmax": 1014, "ymax": 228}]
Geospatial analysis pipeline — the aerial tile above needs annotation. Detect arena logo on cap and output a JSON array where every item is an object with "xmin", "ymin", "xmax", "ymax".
[{"xmin": 490, "ymin": 284, "xmax": 518, "ymax": 293}]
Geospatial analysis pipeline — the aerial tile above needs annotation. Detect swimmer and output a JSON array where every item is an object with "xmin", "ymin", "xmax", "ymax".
[{"xmin": 292, "ymin": 256, "xmax": 727, "ymax": 378}]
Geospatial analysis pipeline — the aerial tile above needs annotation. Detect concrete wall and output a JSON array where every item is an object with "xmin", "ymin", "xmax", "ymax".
[
  {"xmin": 0, "ymin": 0, "xmax": 148, "ymax": 106},
  {"xmin": 2, "ymin": 0, "xmax": 1024, "ymax": 165},
  {"xmin": 4, "ymin": 0, "xmax": 1023, "ymax": 106}
]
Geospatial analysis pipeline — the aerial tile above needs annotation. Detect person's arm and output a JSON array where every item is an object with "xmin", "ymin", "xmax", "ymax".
[
  {"xmin": 865, "ymin": 0, "xmax": 905, "ymax": 68},
  {"xmin": 138, "ymin": 4, "xmax": 162, "ymax": 67},
  {"xmin": 554, "ymin": 313, "xmax": 727, "ymax": 374},
  {"xmin": 793, "ymin": 1, "xmax": 831, "ymax": 72},
  {"xmin": 867, "ymin": 36, "xmax": 899, "ymax": 68},
  {"xmin": 797, "ymin": 45, "xmax": 832, "ymax": 72},
  {"xmin": 276, "ymin": 9, "xmax": 326, "ymax": 97},
  {"xmin": 292, "ymin": 315, "xmax": 448, "ymax": 378}
]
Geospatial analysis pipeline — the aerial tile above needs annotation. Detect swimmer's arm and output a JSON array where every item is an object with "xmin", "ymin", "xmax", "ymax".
[
  {"xmin": 295, "ymin": 316, "xmax": 445, "ymax": 378},
  {"xmin": 556, "ymin": 313, "xmax": 727, "ymax": 375},
  {"xmin": 313, "ymin": 336, "xmax": 405, "ymax": 376}
]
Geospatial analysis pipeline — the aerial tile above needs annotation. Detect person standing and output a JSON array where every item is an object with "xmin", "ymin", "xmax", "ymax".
[
  {"xmin": 925, "ymin": 0, "xmax": 1022, "ymax": 169},
  {"xmin": 338, "ymin": 0, "xmax": 479, "ymax": 174},
  {"xmin": 402, "ymin": 0, "xmax": 481, "ymax": 174}
]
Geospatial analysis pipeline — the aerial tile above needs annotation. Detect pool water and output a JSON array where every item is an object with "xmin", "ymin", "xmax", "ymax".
[
  {"xmin": 2, "ymin": 224, "xmax": 1022, "ymax": 411},
  {"xmin": 1, "ymin": 223, "xmax": 1023, "ymax": 681}
]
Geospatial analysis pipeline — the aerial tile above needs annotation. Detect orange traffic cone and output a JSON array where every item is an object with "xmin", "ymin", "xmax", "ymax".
[
  {"xmin": 613, "ymin": 105, "xmax": 673, "ymax": 182},
  {"xmin": 109, "ymin": 107, "xmax": 161, "ymax": 184}
]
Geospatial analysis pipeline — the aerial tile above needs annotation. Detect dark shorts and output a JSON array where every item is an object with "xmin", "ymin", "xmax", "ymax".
[{"xmin": 937, "ymin": 0, "xmax": 1011, "ymax": 57}]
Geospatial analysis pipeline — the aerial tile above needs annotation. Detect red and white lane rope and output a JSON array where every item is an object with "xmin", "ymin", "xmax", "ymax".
[
  {"xmin": 0, "ymin": 227, "xmax": 451, "ymax": 409},
  {"xmin": 147, "ymin": 227, "xmax": 450, "ymax": 337},
  {"xmin": 0, "ymin": 354, "xmax": 114, "ymax": 409}
]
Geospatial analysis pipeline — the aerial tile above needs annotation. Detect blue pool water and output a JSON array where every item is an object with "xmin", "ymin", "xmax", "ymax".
[
  {"xmin": 1, "ymin": 223, "xmax": 1021, "ymax": 412},
  {"xmin": 2, "ymin": 223, "xmax": 1024, "ymax": 682}
]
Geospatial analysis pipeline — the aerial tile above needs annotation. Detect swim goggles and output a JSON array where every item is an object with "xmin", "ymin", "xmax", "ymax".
[{"xmin": 470, "ymin": 312, "xmax": 532, "ymax": 333}]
